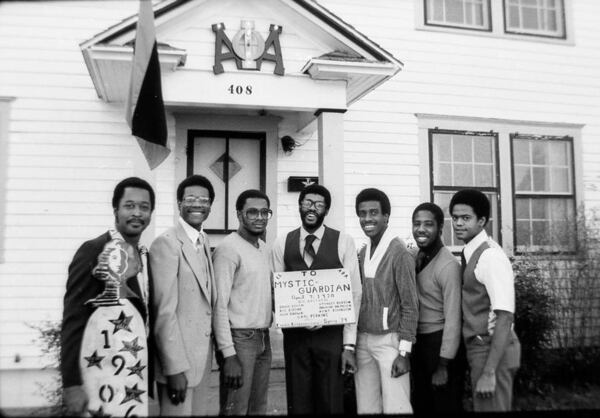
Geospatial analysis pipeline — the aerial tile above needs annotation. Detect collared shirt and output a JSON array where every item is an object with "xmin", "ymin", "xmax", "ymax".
[
  {"xmin": 178, "ymin": 216, "xmax": 205, "ymax": 248},
  {"xmin": 271, "ymin": 224, "xmax": 362, "ymax": 345},
  {"xmin": 463, "ymin": 230, "xmax": 515, "ymax": 327}
]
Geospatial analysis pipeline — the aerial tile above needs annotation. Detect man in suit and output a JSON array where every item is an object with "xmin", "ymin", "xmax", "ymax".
[
  {"xmin": 61, "ymin": 177, "xmax": 155, "ymax": 416},
  {"xmin": 271, "ymin": 184, "xmax": 362, "ymax": 415},
  {"xmin": 149, "ymin": 175, "xmax": 216, "ymax": 416}
]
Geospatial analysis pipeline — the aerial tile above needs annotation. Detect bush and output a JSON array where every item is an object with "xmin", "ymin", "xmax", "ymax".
[
  {"xmin": 29, "ymin": 320, "xmax": 64, "ymax": 414},
  {"xmin": 512, "ymin": 257, "xmax": 556, "ymax": 392}
]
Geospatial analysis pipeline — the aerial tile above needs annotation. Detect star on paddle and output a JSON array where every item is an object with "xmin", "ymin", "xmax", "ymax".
[
  {"xmin": 126, "ymin": 360, "xmax": 146, "ymax": 379},
  {"xmin": 120, "ymin": 383, "xmax": 145, "ymax": 405},
  {"xmin": 118, "ymin": 337, "xmax": 144, "ymax": 359},
  {"xmin": 88, "ymin": 405, "xmax": 111, "ymax": 417},
  {"xmin": 84, "ymin": 350, "xmax": 104, "ymax": 369},
  {"xmin": 109, "ymin": 311, "xmax": 133, "ymax": 334}
]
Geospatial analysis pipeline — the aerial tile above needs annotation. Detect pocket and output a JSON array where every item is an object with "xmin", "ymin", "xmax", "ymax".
[
  {"xmin": 231, "ymin": 329, "xmax": 256, "ymax": 341},
  {"xmin": 382, "ymin": 307, "xmax": 389, "ymax": 331}
]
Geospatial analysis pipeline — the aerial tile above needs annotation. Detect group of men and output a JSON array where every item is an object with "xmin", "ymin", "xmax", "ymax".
[{"xmin": 61, "ymin": 175, "xmax": 520, "ymax": 416}]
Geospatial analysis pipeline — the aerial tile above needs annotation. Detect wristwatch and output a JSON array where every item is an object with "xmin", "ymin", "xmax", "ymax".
[{"xmin": 399, "ymin": 349, "xmax": 407, "ymax": 358}]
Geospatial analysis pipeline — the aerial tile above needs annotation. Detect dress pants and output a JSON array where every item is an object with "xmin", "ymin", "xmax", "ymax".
[
  {"xmin": 411, "ymin": 330, "xmax": 465, "ymax": 413},
  {"xmin": 282, "ymin": 325, "xmax": 344, "ymax": 415},
  {"xmin": 354, "ymin": 332, "xmax": 412, "ymax": 414},
  {"xmin": 466, "ymin": 330, "xmax": 521, "ymax": 412}
]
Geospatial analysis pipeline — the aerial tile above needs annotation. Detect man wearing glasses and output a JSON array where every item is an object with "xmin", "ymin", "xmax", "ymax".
[
  {"xmin": 149, "ymin": 175, "xmax": 216, "ymax": 416},
  {"xmin": 212, "ymin": 189, "xmax": 273, "ymax": 415},
  {"xmin": 271, "ymin": 184, "xmax": 362, "ymax": 415}
]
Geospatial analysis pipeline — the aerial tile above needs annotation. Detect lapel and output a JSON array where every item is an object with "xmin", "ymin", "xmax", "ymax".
[{"xmin": 175, "ymin": 223, "xmax": 211, "ymax": 301}]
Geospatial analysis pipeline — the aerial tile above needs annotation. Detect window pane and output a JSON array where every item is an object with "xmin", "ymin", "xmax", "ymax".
[
  {"xmin": 453, "ymin": 136, "xmax": 472, "ymax": 162},
  {"xmin": 522, "ymin": 7, "xmax": 540, "ymax": 30},
  {"xmin": 505, "ymin": 0, "xmax": 564, "ymax": 37},
  {"xmin": 454, "ymin": 163, "xmax": 473, "ymax": 186},
  {"xmin": 446, "ymin": 0, "xmax": 464, "ymax": 23},
  {"xmin": 435, "ymin": 162, "xmax": 453, "ymax": 186},
  {"xmin": 532, "ymin": 198, "xmax": 547, "ymax": 219},
  {"xmin": 516, "ymin": 198, "xmax": 530, "ymax": 219},
  {"xmin": 474, "ymin": 138, "xmax": 493, "ymax": 162},
  {"xmin": 549, "ymin": 140, "xmax": 568, "ymax": 165},
  {"xmin": 434, "ymin": 134, "xmax": 452, "ymax": 160},
  {"xmin": 516, "ymin": 220, "xmax": 531, "ymax": 247},
  {"xmin": 515, "ymin": 166, "xmax": 531, "ymax": 191},
  {"xmin": 513, "ymin": 140, "xmax": 530, "ymax": 164},
  {"xmin": 532, "ymin": 141, "xmax": 548, "ymax": 164},
  {"xmin": 552, "ymin": 167, "xmax": 570, "ymax": 192},
  {"xmin": 532, "ymin": 167, "xmax": 549, "ymax": 191},
  {"xmin": 475, "ymin": 164, "xmax": 494, "ymax": 187},
  {"xmin": 426, "ymin": 0, "xmax": 489, "ymax": 29}
]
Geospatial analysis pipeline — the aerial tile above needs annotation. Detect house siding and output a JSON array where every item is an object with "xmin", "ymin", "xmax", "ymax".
[{"xmin": 0, "ymin": 0, "xmax": 599, "ymax": 408}]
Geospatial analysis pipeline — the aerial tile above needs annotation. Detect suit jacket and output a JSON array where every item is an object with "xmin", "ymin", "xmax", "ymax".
[
  {"xmin": 60, "ymin": 232, "xmax": 147, "ymax": 388},
  {"xmin": 149, "ymin": 222, "xmax": 216, "ymax": 387}
]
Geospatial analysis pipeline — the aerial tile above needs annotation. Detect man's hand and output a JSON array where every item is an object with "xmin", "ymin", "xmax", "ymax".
[
  {"xmin": 305, "ymin": 325, "xmax": 323, "ymax": 331},
  {"xmin": 341, "ymin": 349, "xmax": 357, "ymax": 375},
  {"xmin": 391, "ymin": 354, "xmax": 410, "ymax": 377},
  {"xmin": 432, "ymin": 363, "xmax": 448, "ymax": 387},
  {"xmin": 475, "ymin": 369, "xmax": 496, "ymax": 398},
  {"xmin": 63, "ymin": 385, "xmax": 88, "ymax": 416},
  {"xmin": 166, "ymin": 372, "xmax": 188, "ymax": 405},
  {"xmin": 223, "ymin": 355, "xmax": 243, "ymax": 389}
]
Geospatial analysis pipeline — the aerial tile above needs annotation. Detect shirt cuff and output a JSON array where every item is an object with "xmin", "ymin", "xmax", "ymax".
[
  {"xmin": 398, "ymin": 339, "xmax": 412, "ymax": 353},
  {"xmin": 221, "ymin": 346, "xmax": 236, "ymax": 358}
]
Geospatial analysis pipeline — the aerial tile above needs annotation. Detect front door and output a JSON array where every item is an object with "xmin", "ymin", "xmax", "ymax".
[{"xmin": 187, "ymin": 130, "xmax": 266, "ymax": 246}]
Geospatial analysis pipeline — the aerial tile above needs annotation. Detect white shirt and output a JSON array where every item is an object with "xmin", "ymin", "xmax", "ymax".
[
  {"xmin": 178, "ymin": 216, "xmax": 205, "ymax": 248},
  {"xmin": 463, "ymin": 230, "xmax": 515, "ymax": 334}
]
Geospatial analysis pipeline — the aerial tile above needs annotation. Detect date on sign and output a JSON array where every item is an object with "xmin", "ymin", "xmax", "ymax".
[{"xmin": 228, "ymin": 84, "xmax": 253, "ymax": 95}]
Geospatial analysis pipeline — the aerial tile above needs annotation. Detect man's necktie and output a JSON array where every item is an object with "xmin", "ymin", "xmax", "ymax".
[
  {"xmin": 460, "ymin": 249, "xmax": 467, "ymax": 277},
  {"xmin": 304, "ymin": 234, "xmax": 317, "ymax": 267}
]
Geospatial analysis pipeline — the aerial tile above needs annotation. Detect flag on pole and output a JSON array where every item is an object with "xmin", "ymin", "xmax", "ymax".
[{"xmin": 126, "ymin": 0, "xmax": 170, "ymax": 170}]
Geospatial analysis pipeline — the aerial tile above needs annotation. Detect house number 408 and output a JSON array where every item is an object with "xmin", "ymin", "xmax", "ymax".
[{"xmin": 228, "ymin": 84, "xmax": 253, "ymax": 95}]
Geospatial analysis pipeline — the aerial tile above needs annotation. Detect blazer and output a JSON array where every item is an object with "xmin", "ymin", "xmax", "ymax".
[
  {"xmin": 149, "ymin": 222, "xmax": 216, "ymax": 387},
  {"xmin": 60, "ymin": 232, "xmax": 146, "ymax": 388}
]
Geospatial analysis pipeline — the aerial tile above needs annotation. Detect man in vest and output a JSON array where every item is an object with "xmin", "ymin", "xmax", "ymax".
[
  {"xmin": 271, "ymin": 184, "xmax": 362, "ymax": 415},
  {"xmin": 450, "ymin": 189, "xmax": 521, "ymax": 412}
]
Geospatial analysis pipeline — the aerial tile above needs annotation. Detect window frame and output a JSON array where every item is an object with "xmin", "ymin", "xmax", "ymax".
[
  {"xmin": 186, "ymin": 129, "xmax": 266, "ymax": 236},
  {"xmin": 510, "ymin": 133, "xmax": 576, "ymax": 254},
  {"xmin": 424, "ymin": 0, "xmax": 493, "ymax": 32},
  {"xmin": 428, "ymin": 128, "xmax": 502, "ymax": 252},
  {"xmin": 0, "ymin": 97, "xmax": 12, "ymax": 264},
  {"xmin": 503, "ymin": 0, "xmax": 567, "ymax": 39}
]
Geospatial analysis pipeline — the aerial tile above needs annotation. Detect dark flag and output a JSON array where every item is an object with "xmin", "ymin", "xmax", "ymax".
[{"xmin": 125, "ymin": 0, "xmax": 170, "ymax": 170}]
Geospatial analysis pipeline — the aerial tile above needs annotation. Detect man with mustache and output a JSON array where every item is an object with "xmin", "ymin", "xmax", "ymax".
[
  {"xmin": 213, "ymin": 189, "xmax": 273, "ymax": 415},
  {"xmin": 353, "ymin": 188, "xmax": 418, "ymax": 414},
  {"xmin": 61, "ymin": 177, "xmax": 155, "ymax": 415},
  {"xmin": 271, "ymin": 184, "xmax": 362, "ymax": 415},
  {"xmin": 411, "ymin": 202, "xmax": 463, "ymax": 413},
  {"xmin": 149, "ymin": 175, "xmax": 216, "ymax": 416},
  {"xmin": 450, "ymin": 189, "xmax": 521, "ymax": 411}
]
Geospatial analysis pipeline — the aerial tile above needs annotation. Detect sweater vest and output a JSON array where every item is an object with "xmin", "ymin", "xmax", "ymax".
[
  {"xmin": 462, "ymin": 241, "xmax": 491, "ymax": 339},
  {"xmin": 283, "ymin": 226, "xmax": 342, "ymax": 271}
]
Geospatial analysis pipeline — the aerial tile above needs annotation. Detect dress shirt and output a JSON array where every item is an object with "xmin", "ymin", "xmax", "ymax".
[
  {"xmin": 271, "ymin": 224, "xmax": 362, "ymax": 345},
  {"xmin": 462, "ymin": 230, "xmax": 515, "ymax": 334}
]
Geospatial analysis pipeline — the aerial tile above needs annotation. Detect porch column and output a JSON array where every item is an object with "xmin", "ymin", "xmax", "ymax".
[{"xmin": 316, "ymin": 109, "xmax": 346, "ymax": 231}]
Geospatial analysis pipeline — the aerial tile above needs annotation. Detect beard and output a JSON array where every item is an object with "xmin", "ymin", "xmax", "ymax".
[{"xmin": 300, "ymin": 209, "xmax": 326, "ymax": 230}]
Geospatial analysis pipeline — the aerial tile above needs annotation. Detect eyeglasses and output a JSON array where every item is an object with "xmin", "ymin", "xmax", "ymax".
[
  {"xmin": 243, "ymin": 208, "xmax": 273, "ymax": 220},
  {"xmin": 181, "ymin": 196, "xmax": 211, "ymax": 206},
  {"xmin": 300, "ymin": 199, "xmax": 327, "ymax": 211}
]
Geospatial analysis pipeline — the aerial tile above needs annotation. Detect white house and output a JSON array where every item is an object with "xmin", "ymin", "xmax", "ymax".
[{"xmin": 1, "ymin": 0, "xmax": 599, "ymax": 409}]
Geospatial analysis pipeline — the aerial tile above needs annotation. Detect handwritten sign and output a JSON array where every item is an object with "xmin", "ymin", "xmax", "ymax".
[{"xmin": 273, "ymin": 268, "xmax": 356, "ymax": 328}]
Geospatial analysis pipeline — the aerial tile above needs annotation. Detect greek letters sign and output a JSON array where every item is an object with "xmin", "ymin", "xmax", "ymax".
[
  {"xmin": 273, "ymin": 268, "xmax": 356, "ymax": 328},
  {"xmin": 212, "ymin": 20, "xmax": 284, "ymax": 75}
]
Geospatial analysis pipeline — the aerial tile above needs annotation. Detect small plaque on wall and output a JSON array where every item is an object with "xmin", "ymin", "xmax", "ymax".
[{"xmin": 287, "ymin": 176, "xmax": 318, "ymax": 192}]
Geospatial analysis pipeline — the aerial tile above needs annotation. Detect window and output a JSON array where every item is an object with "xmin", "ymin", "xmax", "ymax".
[
  {"xmin": 512, "ymin": 134, "xmax": 575, "ymax": 252},
  {"xmin": 425, "ymin": 0, "xmax": 491, "ymax": 31},
  {"xmin": 504, "ymin": 0, "xmax": 565, "ymax": 38},
  {"xmin": 419, "ymin": 115, "xmax": 581, "ymax": 255},
  {"xmin": 430, "ymin": 129, "xmax": 500, "ymax": 250}
]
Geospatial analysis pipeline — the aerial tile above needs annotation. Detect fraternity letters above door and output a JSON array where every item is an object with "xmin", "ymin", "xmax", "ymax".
[
  {"xmin": 187, "ymin": 131, "xmax": 266, "ymax": 236},
  {"xmin": 212, "ymin": 20, "xmax": 284, "ymax": 75}
]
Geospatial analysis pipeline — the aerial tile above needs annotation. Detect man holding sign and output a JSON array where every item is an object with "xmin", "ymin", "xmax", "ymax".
[
  {"xmin": 354, "ymin": 188, "xmax": 418, "ymax": 414},
  {"xmin": 271, "ymin": 184, "xmax": 362, "ymax": 415}
]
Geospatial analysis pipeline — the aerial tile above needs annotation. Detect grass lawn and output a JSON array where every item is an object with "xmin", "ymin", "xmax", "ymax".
[{"xmin": 514, "ymin": 383, "xmax": 600, "ymax": 411}]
